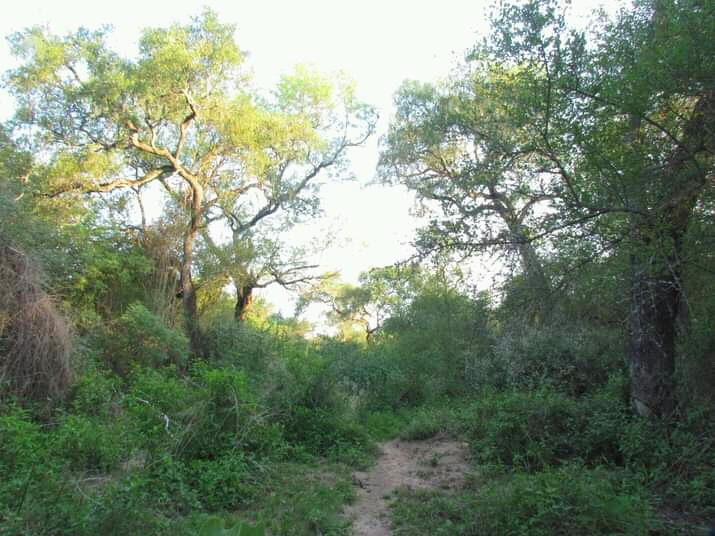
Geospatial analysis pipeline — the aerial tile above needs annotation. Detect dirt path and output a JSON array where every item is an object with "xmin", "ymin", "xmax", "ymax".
[{"xmin": 343, "ymin": 434, "xmax": 470, "ymax": 536}]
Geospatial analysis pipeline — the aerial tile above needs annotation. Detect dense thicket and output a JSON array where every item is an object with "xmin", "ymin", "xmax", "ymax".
[{"xmin": 1, "ymin": 1, "xmax": 714, "ymax": 534}]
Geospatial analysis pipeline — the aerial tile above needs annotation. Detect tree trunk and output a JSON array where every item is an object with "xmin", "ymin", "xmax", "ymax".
[
  {"xmin": 181, "ymin": 185, "xmax": 203, "ymax": 358},
  {"xmin": 235, "ymin": 284, "xmax": 254, "ymax": 321},
  {"xmin": 507, "ymin": 217, "xmax": 552, "ymax": 324},
  {"xmin": 626, "ymin": 91, "xmax": 714, "ymax": 417},
  {"xmin": 494, "ymin": 188, "xmax": 553, "ymax": 324},
  {"xmin": 628, "ymin": 253, "xmax": 679, "ymax": 417}
]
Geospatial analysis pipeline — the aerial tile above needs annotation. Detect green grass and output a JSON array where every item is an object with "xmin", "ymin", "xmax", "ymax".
[{"xmin": 237, "ymin": 461, "xmax": 355, "ymax": 536}]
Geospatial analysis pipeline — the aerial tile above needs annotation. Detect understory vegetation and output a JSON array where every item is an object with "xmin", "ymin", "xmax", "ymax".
[{"xmin": 2, "ymin": 0, "xmax": 715, "ymax": 534}]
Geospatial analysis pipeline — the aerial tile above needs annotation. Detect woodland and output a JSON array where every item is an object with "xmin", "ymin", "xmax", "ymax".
[{"xmin": 0, "ymin": 0, "xmax": 714, "ymax": 534}]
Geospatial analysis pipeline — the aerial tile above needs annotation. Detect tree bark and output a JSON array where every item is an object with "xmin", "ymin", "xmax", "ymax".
[
  {"xmin": 235, "ymin": 283, "xmax": 255, "ymax": 321},
  {"xmin": 628, "ymin": 248, "xmax": 679, "ymax": 417},
  {"xmin": 180, "ymin": 184, "xmax": 204, "ymax": 358}
]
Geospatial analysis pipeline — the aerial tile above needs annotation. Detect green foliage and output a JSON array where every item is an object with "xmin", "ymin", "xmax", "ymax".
[
  {"xmin": 200, "ymin": 309, "xmax": 273, "ymax": 376},
  {"xmin": 196, "ymin": 516, "xmax": 265, "ymax": 536},
  {"xmin": 69, "ymin": 367, "xmax": 122, "ymax": 418},
  {"xmin": 399, "ymin": 406, "xmax": 451, "ymax": 440},
  {"xmin": 463, "ymin": 385, "xmax": 638, "ymax": 471},
  {"xmin": 5, "ymin": 10, "xmax": 377, "ymax": 350},
  {"xmin": 123, "ymin": 363, "xmax": 281, "ymax": 461},
  {"xmin": 391, "ymin": 464, "xmax": 656, "ymax": 535},
  {"xmin": 100, "ymin": 303, "xmax": 188, "ymax": 374},
  {"xmin": 53, "ymin": 413, "xmax": 123, "ymax": 472},
  {"xmin": 0, "ymin": 405, "xmax": 91, "ymax": 535},
  {"xmin": 379, "ymin": 283, "xmax": 494, "ymax": 403},
  {"xmin": 241, "ymin": 462, "xmax": 354, "ymax": 536},
  {"xmin": 488, "ymin": 324, "xmax": 623, "ymax": 396}
]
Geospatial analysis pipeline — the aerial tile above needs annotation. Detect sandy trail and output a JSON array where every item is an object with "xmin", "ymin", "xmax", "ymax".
[{"xmin": 343, "ymin": 434, "xmax": 469, "ymax": 536}]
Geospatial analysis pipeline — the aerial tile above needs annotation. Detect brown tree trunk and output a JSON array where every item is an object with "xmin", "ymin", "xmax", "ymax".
[
  {"xmin": 180, "ymin": 185, "xmax": 203, "ymax": 358},
  {"xmin": 235, "ymin": 284, "xmax": 254, "ymax": 321}
]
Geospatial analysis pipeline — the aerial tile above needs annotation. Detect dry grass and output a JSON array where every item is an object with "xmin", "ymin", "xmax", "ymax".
[{"xmin": 0, "ymin": 245, "xmax": 74, "ymax": 402}]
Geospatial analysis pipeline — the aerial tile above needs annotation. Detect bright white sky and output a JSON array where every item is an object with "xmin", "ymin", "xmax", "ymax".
[{"xmin": 0, "ymin": 0, "xmax": 619, "ymax": 317}]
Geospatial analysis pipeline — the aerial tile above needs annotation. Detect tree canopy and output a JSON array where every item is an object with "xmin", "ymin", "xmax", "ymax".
[
  {"xmin": 379, "ymin": 0, "xmax": 715, "ymax": 416},
  {"xmin": 5, "ymin": 9, "xmax": 377, "ymax": 356}
]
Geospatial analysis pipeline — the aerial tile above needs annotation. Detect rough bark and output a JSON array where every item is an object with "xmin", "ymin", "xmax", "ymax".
[
  {"xmin": 234, "ymin": 283, "xmax": 254, "ymax": 321},
  {"xmin": 628, "ymin": 250, "xmax": 679, "ymax": 417}
]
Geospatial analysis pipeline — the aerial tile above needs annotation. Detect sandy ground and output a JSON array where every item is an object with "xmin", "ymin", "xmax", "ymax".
[{"xmin": 343, "ymin": 434, "xmax": 469, "ymax": 536}]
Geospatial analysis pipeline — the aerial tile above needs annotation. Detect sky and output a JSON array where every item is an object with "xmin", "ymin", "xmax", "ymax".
[{"xmin": 0, "ymin": 0, "xmax": 619, "ymax": 318}]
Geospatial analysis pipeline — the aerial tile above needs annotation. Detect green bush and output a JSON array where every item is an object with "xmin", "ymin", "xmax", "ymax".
[
  {"xmin": 471, "ymin": 465, "xmax": 656, "ymax": 535},
  {"xmin": 69, "ymin": 368, "xmax": 122, "ymax": 418},
  {"xmin": 0, "ymin": 405, "xmax": 91, "ymax": 535},
  {"xmin": 124, "ymin": 366, "xmax": 193, "ymax": 457},
  {"xmin": 53, "ymin": 413, "xmax": 123, "ymax": 472},
  {"xmin": 391, "ymin": 465, "xmax": 656, "ymax": 535},
  {"xmin": 280, "ymin": 406, "xmax": 370, "ymax": 459},
  {"xmin": 489, "ymin": 325, "xmax": 621, "ymax": 396},
  {"xmin": 201, "ymin": 314, "xmax": 271, "ymax": 377},
  {"xmin": 463, "ymin": 387, "xmax": 629, "ymax": 471},
  {"xmin": 100, "ymin": 303, "xmax": 188, "ymax": 374},
  {"xmin": 189, "ymin": 453, "xmax": 257, "ymax": 511},
  {"xmin": 465, "ymin": 388, "xmax": 579, "ymax": 470},
  {"xmin": 399, "ymin": 406, "xmax": 450, "ymax": 440},
  {"xmin": 179, "ymin": 363, "xmax": 257, "ymax": 460},
  {"xmin": 89, "ymin": 473, "xmax": 176, "ymax": 536}
]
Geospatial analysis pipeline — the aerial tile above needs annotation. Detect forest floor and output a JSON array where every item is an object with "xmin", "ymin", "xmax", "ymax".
[{"xmin": 343, "ymin": 433, "xmax": 470, "ymax": 535}]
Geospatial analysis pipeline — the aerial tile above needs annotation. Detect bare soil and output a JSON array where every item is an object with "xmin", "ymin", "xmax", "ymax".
[{"xmin": 343, "ymin": 433, "xmax": 470, "ymax": 536}]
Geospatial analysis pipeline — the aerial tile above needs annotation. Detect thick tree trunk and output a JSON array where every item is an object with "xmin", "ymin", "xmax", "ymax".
[
  {"xmin": 235, "ymin": 284, "xmax": 254, "ymax": 321},
  {"xmin": 626, "ymin": 91, "xmax": 713, "ymax": 417},
  {"xmin": 628, "ymin": 256, "xmax": 679, "ymax": 417}
]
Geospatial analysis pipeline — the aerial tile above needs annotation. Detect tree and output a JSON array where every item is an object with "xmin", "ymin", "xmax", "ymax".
[
  {"xmin": 379, "ymin": 0, "xmax": 715, "ymax": 416},
  {"xmin": 298, "ymin": 265, "xmax": 422, "ymax": 342},
  {"xmin": 199, "ymin": 222, "xmax": 327, "ymax": 321},
  {"xmin": 378, "ymin": 72, "xmax": 555, "ymax": 323},
  {"xmin": 5, "ymin": 10, "xmax": 376, "ymax": 356}
]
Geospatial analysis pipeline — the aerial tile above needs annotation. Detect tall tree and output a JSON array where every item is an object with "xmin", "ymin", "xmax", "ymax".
[
  {"xmin": 379, "ymin": 0, "xmax": 715, "ymax": 416},
  {"xmin": 378, "ymin": 73, "xmax": 555, "ymax": 322},
  {"xmin": 5, "ymin": 11, "xmax": 376, "ymax": 356}
]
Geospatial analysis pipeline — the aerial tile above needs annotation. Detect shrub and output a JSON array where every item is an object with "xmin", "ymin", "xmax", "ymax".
[
  {"xmin": 100, "ymin": 303, "xmax": 188, "ymax": 374},
  {"xmin": 53, "ymin": 413, "xmax": 123, "ymax": 473},
  {"xmin": 0, "ymin": 245, "xmax": 74, "ymax": 403},
  {"xmin": 189, "ymin": 453, "xmax": 257, "ymax": 511},
  {"xmin": 177, "ymin": 363, "xmax": 261, "ymax": 460},
  {"xmin": 0, "ymin": 405, "xmax": 91, "ymax": 535},
  {"xmin": 463, "ymin": 387, "xmax": 629, "ymax": 471},
  {"xmin": 124, "ymin": 366, "xmax": 192, "ymax": 457},
  {"xmin": 488, "ymin": 324, "xmax": 621, "ymax": 396},
  {"xmin": 69, "ymin": 367, "xmax": 122, "ymax": 418},
  {"xmin": 391, "ymin": 465, "xmax": 656, "ymax": 535},
  {"xmin": 470, "ymin": 465, "xmax": 656, "ymax": 535},
  {"xmin": 124, "ymin": 363, "xmax": 282, "ymax": 462}
]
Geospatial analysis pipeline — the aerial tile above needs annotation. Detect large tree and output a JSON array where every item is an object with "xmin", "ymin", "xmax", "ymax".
[
  {"xmin": 379, "ymin": 0, "xmax": 715, "ymax": 416},
  {"xmin": 379, "ymin": 73, "xmax": 556, "ymax": 322},
  {"xmin": 5, "ymin": 10, "xmax": 376, "ymax": 356}
]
